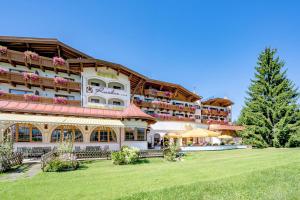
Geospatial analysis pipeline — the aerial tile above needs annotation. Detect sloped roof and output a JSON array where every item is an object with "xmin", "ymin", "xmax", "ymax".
[
  {"xmin": 0, "ymin": 100, "xmax": 155, "ymax": 123},
  {"xmin": 202, "ymin": 98, "xmax": 233, "ymax": 107}
]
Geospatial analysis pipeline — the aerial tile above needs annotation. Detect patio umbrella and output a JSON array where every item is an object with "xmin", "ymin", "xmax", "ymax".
[
  {"xmin": 181, "ymin": 128, "xmax": 220, "ymax": 138},
  {"xmin": 218, "ymin": 135, "xmax": 233, "ymax": 139},
  {"xmin": 164, "ymin": 132, "xmax": 182, "ymax": 138}
]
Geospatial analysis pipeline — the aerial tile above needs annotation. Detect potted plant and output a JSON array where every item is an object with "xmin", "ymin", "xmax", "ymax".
[
  {"xmin": 24, "ymin": 94, "xmax": 39, "ymax": 102},
  {"xmin": 0, "ymin": 46, "xmax": 7, "ymax": 55},
  {"xmin": 24, "ymin": 51, "xmax": 39, "ymax": 62},
  {"xmin": 22, "ymin": 72, "xmax": 39, "ymax": 81},
  {"xmin": 53, "ymin": 97, "xmax": 67, "ymax": 104},
  {"xmin": 54, "ymin": 77, "xmax": 69, "ymax": 84},
  {"xmin": 53, "ymin": 57, "xmax": 66, "ymax": 66}
]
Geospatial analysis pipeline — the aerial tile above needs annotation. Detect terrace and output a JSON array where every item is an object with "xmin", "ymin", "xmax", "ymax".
[{"xmin": 134, "ymin": 100, "xmax": 196, "ymax": 113}]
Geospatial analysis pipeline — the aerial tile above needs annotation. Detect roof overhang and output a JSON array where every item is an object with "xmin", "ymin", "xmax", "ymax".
[{"xmin": 202, "ymin": 98, "xmax": 233, "ymax": 107}]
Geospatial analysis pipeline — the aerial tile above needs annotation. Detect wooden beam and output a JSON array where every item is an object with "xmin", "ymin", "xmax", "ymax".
[{"xmin": 131, "ymin": 79, "xmax": 144, "ymax": 101}]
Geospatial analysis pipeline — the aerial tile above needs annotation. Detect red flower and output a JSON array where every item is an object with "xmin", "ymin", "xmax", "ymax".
[{"xmin": 53, "ymin": 57, "xmax": 66, "ymax": 66}]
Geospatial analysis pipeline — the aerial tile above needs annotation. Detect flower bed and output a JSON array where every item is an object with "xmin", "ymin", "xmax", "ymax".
[
  {"xmin": 0, "ymin": 45, "xmax": 7, "ymax": 55},
  {"xmin": 53, "ymin": 57, "xmax": 66, "ymax": 66},
  {"xmin": 24, "ymin": 51, "xmax": 39, "ymax": 61},
  {"xmin": 22, "ymin": 72, "xmax": 39, "ymax": 81},
  {"xmin": 24, "ymin": 94, "xmax": 39, "ymax": 101},
  {"xmin": 53, "ymin": 97, "xmax": 67, "ymax": 104},
  {"xmin": 54, "ymin": 77, "xmax": 69, "ymax": 84}
]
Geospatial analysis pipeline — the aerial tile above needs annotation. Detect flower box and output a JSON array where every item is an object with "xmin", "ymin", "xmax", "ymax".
[
  {"xmin": 53, "ymin": 57, "xmax": 66, "ymax": 66},
  {"xmin": 22, "ymin": 72, "xmax": 39, "ymax": 81},
  {"xmin": 54, "ymin": 77, "xmax": 69, "ymax": 84},
  {"xmin": 24, "ymin": 94, "xmax": 39, "ymax": 101},
  {"xmin": 164, "ymin": 91, "xmax": 172, "ymax": 97},
  {"xmin": 0, "ymin": 46, "xmax": 7, "ymax": 55},
  {"xmin": 24, "ymin": 51, "xmax": 39, "ymax": 61},
  {"xmin": 53, "ymin": 97, "xmax": 67, "ymax": 104}
]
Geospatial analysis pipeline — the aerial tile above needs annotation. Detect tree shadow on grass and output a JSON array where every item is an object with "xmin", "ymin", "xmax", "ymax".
[
  {"xmin": 133, "ymin": 159, "xmax": 150, "ymax": 165},
  {"xmin": 4, "ymin": 163, "xmax": 33, "ymax": 174}
]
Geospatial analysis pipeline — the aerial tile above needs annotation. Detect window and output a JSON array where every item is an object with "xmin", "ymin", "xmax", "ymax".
[
  {"xmin": 4, "ymin": 124, "xmax": 42, "ymax": 142},
  {"xmin": 113, "ymin": 86, "xmax": 121, "ymax": 89},
  {"xmin": 55, "ymin": 94, "xmax": 75, "ymax": 100},
  {"xmin": 91, "ymin": 82, "xmax": 100, "ymax": 86},
  {"xmin": 90, "ymin": 98, "xmax": 100, "ymax": 103},
  {"xmin": 9, "ymin": 89, "xmax": 33, "ymax": 95},
  {"xmin": 90, "ymin": 127, "xmax": 117, "ymax": 142},
  {"xmin": 112, "ymin": 101, "xmax": 121, "ymax": 105},
  {"xmin": 125, "ymin": 128, "xmax": 135, "ymax": 141},
  {"xmin": 137, "ymin": 128, "xmax": 145, "ymax": 141},
  {"xmin": 51, "ymin": 126, "xmax": 83, "ymax": 142}
]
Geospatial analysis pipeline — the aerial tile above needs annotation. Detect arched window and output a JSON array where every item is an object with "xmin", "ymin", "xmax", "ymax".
[
  {"xmin": 108, "ymin": 82, "xmax": 125, "ymax": 90},
  {"xmin": 88, "ymin": 96, "xmax": 106, "ymax": 104},
  {"xmin": 90, "ymin": 127, "xmax": 117, "ymax": 142},
  {"xmin": 4, "ymin": 124, "xmax": 42, "ymax": 142},
  {"xmin": 51, "ymin": 126, "xmax": 83, "ymax": 143},
  {"xmin": 88, "ymin": 79, "xmax": 106, "ymax": 87},
  {"xmin": 108, "ymin": 98, "xmax": 124, "ymax": 106}
]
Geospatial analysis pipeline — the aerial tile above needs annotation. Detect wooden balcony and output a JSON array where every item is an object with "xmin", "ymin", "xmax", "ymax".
[
  {"xmin": 0, "ymin": 71, "xmax": 81, "ymax": 92},
  {"xmin": 202, "ymin": 119, "xmax": 229, "ymax": 125},
  {"xmin": 0, "ymin": 93, "xmax": 81, "ymax": 106},
  {"xmin": 150, "ymin": 114, "xmax": 195, "ymax": 122},
  {"xmin": 134, "ymin": 100, "xmax": 196, "ymax": 113},
  {"xmin": 201, "ymin": 109, "xmax": 229, "ymax": 117},
  {"xmin": 0, "ymin": 49, "xmax": 81, "ymax": 74},
  {"xmin": 144, "ymin": 89, "xmax": 173, "ymax": 99}
]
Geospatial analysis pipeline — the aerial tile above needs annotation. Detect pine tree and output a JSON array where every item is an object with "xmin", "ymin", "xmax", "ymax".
[{"xmin": 238, "ymin": 48, "xmax": 300, "ymax": 147}]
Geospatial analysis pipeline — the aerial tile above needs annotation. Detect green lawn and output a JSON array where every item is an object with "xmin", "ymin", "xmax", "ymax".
[{"xmin": 1, "ymin": 148, "xmax": 300, "ymax": 200}]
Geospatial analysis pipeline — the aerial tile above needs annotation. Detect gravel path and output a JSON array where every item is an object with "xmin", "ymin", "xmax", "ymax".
[{"xmin": 0, "ymin": 161, "xmax": 41, "ymax": 181}]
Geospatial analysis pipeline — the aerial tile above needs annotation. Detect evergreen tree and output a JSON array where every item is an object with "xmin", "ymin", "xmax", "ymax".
[{"xmin": 238, "ymin": 48, "xmax": 300, "ymax": 147}]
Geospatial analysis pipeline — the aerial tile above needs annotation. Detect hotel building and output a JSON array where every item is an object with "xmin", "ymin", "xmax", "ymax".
[{"xmin": 0, "ymin": 36, "xmax": 242, "ymax": 151}]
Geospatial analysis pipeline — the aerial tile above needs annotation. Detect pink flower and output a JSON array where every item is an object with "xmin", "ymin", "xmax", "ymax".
[
  {"xmin": 0, "ymin": 90, "xmax": 6, "ymax": 96},
  {"xmin": 24, "ymin": 94, "xmax": 39, "ymax": 101},
  {"xmin": 54, "ymin": 77, "xmax": 69, "ymax": 84},
  {"xmin": 22, "ymin": 72, "xmax": 39, "ymax": 81},
  {"xmin": 53, "ymin": 57, "xmax": 66, "ymax": 66},
  {"xmin": 53, "ymin": 97, "xmax": 67, "ymax": 104},
  {"xmin": 0, "ymin": 67, "xmax": 7, "ymax": 74},
  {"xmin": 164, "ymin": 91, "xmax": 172, "ymax": 97},
  {"xmin": 24, "ymin": 51, "xmax": 39, "ymax": 61},
  {"xmin": 0, "ymin": 46, "xmax": 7, "ymax": 54},
  {"xmin": 179, "ymin": 105, "xmax": 184, "ymax": 109}
]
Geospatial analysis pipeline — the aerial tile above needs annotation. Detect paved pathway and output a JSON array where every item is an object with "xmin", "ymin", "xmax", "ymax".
[{"xmin": 0, "ymin": 160, "xmax": 41, "ymax": 181}]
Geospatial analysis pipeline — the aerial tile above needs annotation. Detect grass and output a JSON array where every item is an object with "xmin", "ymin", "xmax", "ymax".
[{"xmin": 0, "ymin": 148, "xmax": 300, "ymax": 200}]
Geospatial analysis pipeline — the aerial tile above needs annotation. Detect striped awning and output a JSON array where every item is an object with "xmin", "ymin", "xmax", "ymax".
[{"xmin": 0, "ymin": 113, "xmax": 124, "ymax": 127}]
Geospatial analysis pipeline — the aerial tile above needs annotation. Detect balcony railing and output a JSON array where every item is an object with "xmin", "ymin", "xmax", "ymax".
[
  {"xmin": 201, "ymin": 109, "xmax": 229, "ymax": 117},
  {"xmin": 0, "ymin": 71, "xmax": 81, "ymax": 92},
  {"xmin": 150, "ymin": 114, "xmax": 195, "ymax": 122},
  {"xmin": 144, "ymin": 89, "xmax": 173, "ymax": 99},
  {"xmin": 202, "ymin": 119, "xmax": 229, "ymax": 125},
  {"xmin": 134, "ymin": 100, "xmax": 196, "ymax": 113},
  {"xmin": 0, "ymin": 49, "xmax": 81, "ymax": 74},
  {"xmin": 0, "ymin": 93, "xmax": 81, "ymax": 106}
]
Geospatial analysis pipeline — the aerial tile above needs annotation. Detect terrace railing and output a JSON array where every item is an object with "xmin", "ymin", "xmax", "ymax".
[{"xmin": 134, "ymin": 100, "xmax": 196, "ymax": 113}]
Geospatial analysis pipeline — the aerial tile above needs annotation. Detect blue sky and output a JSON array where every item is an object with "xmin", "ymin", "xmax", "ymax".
[{"xmin": 1, "ymin": 0, "xmax": 300, "ymax": 120}]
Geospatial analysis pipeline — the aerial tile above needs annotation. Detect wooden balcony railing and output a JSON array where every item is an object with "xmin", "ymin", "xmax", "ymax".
[
  {"xmin": 0, "ymin": 49, "xmax": 81, "ymax": 74},
  {"xmin": 0, "ymin": 93, "xmax": 81, "ymax": 106},
  {"xmin": 134, "ymin": 100, "xmax": 196, "ymax": 113},
  {"xmin": 144, "ymin": 89, "xmax": 173, "ymax": 99},
  {"xmin": 0, "ymin": 71, "xmax": 81, "ymax": 92},
  {"xmin": 150, "ymin": 114, "xmax": 195, "ymax": 122},
  {"xmin": 202, "ymin": 119, "xmax": 229, "ymax": 125},
  {"xmin": 201, "ymin": 109, "xmax": 229, "ymax": 117}
]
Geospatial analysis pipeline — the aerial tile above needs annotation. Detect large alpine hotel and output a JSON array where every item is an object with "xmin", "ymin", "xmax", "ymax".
[{"xmin": 0, "ymin": 36, "xmax": 243, "ymax": 150}]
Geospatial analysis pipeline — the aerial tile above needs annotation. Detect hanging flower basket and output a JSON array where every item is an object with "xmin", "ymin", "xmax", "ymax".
[
  {"xmin": 53, "ymin": 97, "xmax": 67, "ymax": 104},
  {"xmin": 24, "ymin": 94, "xmax": 39, "ymax": 101},
  {"xmin": 24, "ymin": 51, "xmax": 39, "ymax": 61},
  {"xmin": 0, "ymin": 46, "xmax": 7, "ymax": 55},
  {"xmin": 54, "ymin": 77, "xmax": 69, "ymax": 84},
  {"xmin": 53, "ymin": 57, "xmax": 66, "ymax": 66},
  {"xmin": 0, "ymin": 90, "xmax": 6, "ymax": 96},
  {"xmin": 0, "ymin": 67, "xmax": 7, "ymax": 74},
  {"xmin": 22, "ymin": 72, "xmax": 39, "ymax": 81}
]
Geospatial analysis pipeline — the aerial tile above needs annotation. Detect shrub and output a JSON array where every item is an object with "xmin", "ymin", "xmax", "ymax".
[
  {"xmin": 112, "ymin": 146, "xmax": 140, "ymax": 165},
  {"xmin": 163, "ymin": 142, "xmax": 179, "ymax": 162},
  {"xmin": 229, "ymin": 140, "xmax": 235, "ymax": 145},
  {"xmin": 44, "ymin": 158, "xmax": 79, "ymax": 172},
  {"xmin": 287, "ymin": 133, "xmax": 300, "ymax": 147}
]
